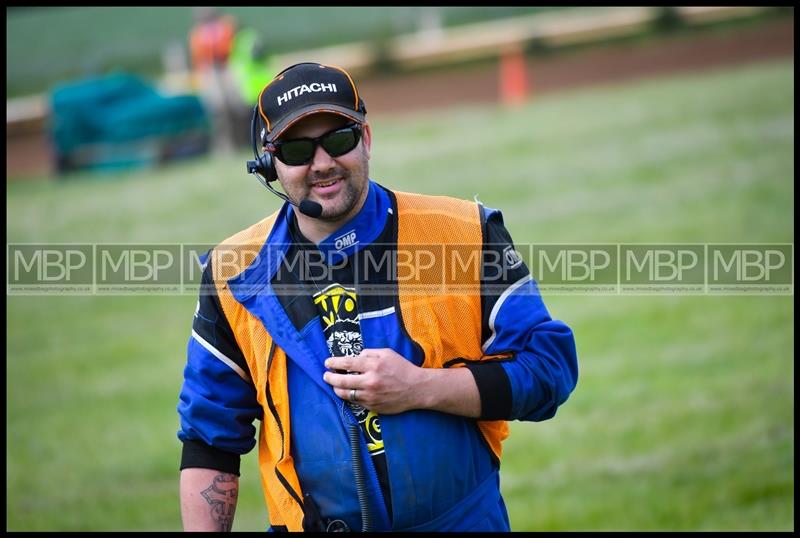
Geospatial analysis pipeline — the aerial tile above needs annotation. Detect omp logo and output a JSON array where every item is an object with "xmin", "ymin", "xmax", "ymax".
[
  {"xmin": 277, "ymin": 83, "xmax": 338, "ymax": 106},
  {"xmin": 334, "ymin": 231, "xmax": 358, "ymax": 251},
  {"xmin": 503, "ymin": 245, "xmax": 523, "ymax": 269}
]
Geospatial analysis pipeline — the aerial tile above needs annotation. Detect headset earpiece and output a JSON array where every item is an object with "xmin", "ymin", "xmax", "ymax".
[
  {"xmin": 245, "ymin": 103, "xmax": 321, "ymax": 217},
  {"xmin": 246, "ymin": 105, "xmax": 277, "ymax": 182},
  {"xmin": 256, "ymin": 151, "xmax": 276, "ymax": 182}
]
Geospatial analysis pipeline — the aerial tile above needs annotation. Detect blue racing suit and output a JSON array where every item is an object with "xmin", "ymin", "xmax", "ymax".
[{"xmin": 177, "ymin": 180, "xmax": 578, "ymax": 531}]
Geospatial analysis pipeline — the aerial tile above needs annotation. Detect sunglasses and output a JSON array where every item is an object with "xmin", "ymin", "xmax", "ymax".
[{"xmin": 267, "ymin": 123, "xmax": 362, "ymax": 166}]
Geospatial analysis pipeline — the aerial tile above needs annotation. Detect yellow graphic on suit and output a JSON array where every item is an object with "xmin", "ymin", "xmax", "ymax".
[
  {"xmin": 314, "ymin": 286, "xmax": 358, "ymax": 330},
  {"xmin": 362, "ymin": 410, "xmax": 383, "ymax": 453},
  {"xmin": 314, "ymin": 284, "xmax": 384, "ymax": 455}
]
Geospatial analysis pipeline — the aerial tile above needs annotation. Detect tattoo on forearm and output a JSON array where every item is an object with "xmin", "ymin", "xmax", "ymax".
[{"xmin": 200, "ymin": 473, "xmax": 238, "ymax": 531}]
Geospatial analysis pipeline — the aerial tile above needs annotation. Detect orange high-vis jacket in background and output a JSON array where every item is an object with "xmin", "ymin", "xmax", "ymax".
[{"xmin": 190, "ymin": 15, "xmax": 236, "ymax": 70}]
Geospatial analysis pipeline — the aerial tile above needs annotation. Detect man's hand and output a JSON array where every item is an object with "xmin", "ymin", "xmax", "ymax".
[
  {"xmin": 322, "ymin": 348, "xmax": 481, "ymax": 417},
  {"xmin": 323, "ymin": 348, "xmax": 424, "ymax": 414}
]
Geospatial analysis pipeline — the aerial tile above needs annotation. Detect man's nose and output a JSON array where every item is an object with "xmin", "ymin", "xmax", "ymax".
[{"xmin": 310, "ymin": 143, "xmax": 335, "ymax": 173}]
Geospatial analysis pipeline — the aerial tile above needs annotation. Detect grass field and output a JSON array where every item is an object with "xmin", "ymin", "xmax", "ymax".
[{"xmin": 6, "ymin": 59, "xmax": 794, "ymax": 530}]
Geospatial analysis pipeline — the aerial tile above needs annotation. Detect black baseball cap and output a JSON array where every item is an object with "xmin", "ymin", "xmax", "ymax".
[{"xmin": 258, "ymin": 62, "xmax": 366, "ymax": 143}]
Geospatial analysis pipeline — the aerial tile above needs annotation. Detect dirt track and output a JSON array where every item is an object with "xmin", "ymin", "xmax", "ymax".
[
  {"xmin": 359, "ymin": 17, "xmax": 794, "ymax": 115},
  {"xmin": 6, "ymin": 17, "xmax": 794, "ymax": 178}
]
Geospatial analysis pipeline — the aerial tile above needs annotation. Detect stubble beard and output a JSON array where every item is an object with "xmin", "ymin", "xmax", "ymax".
[
  {"xmin": 277, "ymin": 147, "xmax": 370, "ymax": 223},
  {"xmin": 310, "ymin": 157, "xmax": 369, "ymax": 222}
]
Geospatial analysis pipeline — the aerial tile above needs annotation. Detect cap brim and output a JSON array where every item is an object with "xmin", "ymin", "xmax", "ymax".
[{"xmin": 265, "ymin": 104, "xmax": 366, "ymax": 142}]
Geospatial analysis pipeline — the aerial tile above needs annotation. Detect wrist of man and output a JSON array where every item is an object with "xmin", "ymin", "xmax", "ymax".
[{"xmin": 415, "ymin": 366, "xmax": 439, "ymax": 410}]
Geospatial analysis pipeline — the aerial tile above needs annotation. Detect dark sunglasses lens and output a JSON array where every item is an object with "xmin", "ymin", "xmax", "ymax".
[
  {"xmin": 279, "ymin": 140, "xmax": 315, "ymax": 165},
  {"xmin": 321, "ymin": 128, "xmax": 358, "ymax": 157}
]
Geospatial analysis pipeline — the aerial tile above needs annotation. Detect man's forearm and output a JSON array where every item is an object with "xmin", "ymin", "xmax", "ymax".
[
  {"xmin": 180, "ymin": 468, "xmax": 239, "ymax": 531},
  {"xmin": 418, "ymin": 366, "xmax": 482, "ymax": 418}
]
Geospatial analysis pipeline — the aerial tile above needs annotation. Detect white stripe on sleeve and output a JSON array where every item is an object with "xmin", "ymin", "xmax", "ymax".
[
  {"xmin": 482, "ymin": 274, "xmax": 532, "ymax": 353},
  {"xmin": 191, "ymin": 329, "xmax": 251, "ymax": 383}
]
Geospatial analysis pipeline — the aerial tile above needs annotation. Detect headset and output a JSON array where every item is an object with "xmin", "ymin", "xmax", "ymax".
[
  {"xmin": 245, "ymin": 62, "xmax": 301, "ymax": 185},
  {"xmin": 246, "ymin": 104, "xmax": 278, "ymax": 183},
  {"xmin": 246, "ymin": 104, "xmax": 326, "ymax": 217}
]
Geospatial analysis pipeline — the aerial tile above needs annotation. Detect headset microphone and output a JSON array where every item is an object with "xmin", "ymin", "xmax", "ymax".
[
  {"xmin": 246, "ymin": 106, "xmax": 324, "ymax": 219},
  {"xmin": 298, "ymin": 199, "xmax": 324, "ymax": 218}
]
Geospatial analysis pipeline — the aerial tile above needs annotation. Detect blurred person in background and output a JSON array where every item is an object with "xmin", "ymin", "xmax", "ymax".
[
  {"xmin": 177, "ymin": 62, "xmax": 578, "ymax": 532},
  {"xmin": 189, "ymin": 7, "xmax": 245, "ymax": 153},
  {"xmin": 229, "ymin": 26, "xmax": 278, "ymax": 107},
  {"xmin": 227, "ymin": 25, "xmax": 278, "ymax": 147}
]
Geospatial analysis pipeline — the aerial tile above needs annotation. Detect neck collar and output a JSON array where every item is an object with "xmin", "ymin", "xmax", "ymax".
[{"xmin": 286, "ymin": 180, "xmax": 390, "ymax": 264}]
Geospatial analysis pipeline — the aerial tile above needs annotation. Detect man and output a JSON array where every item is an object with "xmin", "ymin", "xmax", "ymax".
[
  {"xmin": 228, "ymin": 26, "xmax": 279, "ymax": 107},
  {"xmin": 188, "ymin": 7, "xmax": 243, "ymax": 153},
  {"xmin": 178, "ymin": 62, "xmax": 578, "ymax": 532}
]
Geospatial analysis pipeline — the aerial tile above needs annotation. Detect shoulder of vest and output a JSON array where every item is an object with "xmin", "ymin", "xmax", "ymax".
[
  {"xmin": 393, "ymin": 190, "xmax": 483, "ymax": 241},
  {"xmin": 210, "ymin": 210, "xmax": 281, "ymax": 282},
  {"xmin": 393, "ymin": 190, "xmax": 478, "ymax": 213}
]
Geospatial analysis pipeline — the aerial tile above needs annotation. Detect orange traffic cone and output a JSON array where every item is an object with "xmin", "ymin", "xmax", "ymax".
[{"xmin": 499, "ymin": 46, "xmax": 529, "ymax": 106}]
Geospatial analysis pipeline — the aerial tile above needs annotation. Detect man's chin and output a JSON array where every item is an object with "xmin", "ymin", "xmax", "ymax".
[
  {"xmin": 305, "ymin": 179, "xmax": 365, "ymax": 221},
  {"xmin": 317, "ymin": 204, "xmax": 350, "ymax": 221}
]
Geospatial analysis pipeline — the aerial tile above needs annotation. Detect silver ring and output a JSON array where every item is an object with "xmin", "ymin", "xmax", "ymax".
[{"xmin": 349, "ymin": 388, "xmax": 358, "ymax": 403}]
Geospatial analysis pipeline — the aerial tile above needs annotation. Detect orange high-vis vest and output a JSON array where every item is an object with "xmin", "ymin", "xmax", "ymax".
[
  {"xmin": 190, "ymin": 16, "xmax": 236, "ymax": 70},
  {"xmin": 210, "ymin": 191, "xmax": 509, "ymax": 530}
]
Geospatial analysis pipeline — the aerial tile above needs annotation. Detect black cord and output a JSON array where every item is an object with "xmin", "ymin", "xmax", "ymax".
[{"xmin": 349, "ymin": 422, "xmax": 373, "ymax": 532}]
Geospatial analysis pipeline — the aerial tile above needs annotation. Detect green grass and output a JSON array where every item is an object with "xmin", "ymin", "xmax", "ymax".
[{"xmin": 6, "ymin": 59, "xmax": 794, "ymax": 530}]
